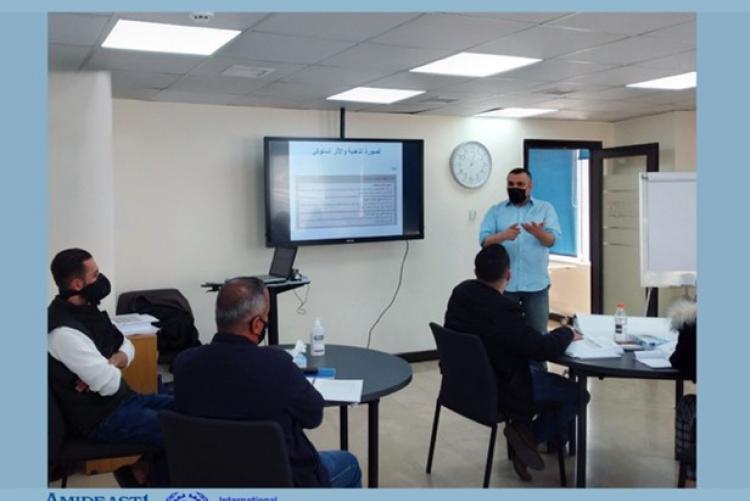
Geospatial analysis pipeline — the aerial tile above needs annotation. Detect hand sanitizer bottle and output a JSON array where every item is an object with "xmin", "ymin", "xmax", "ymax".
[{"xmin": 310, "ymin": 318, "xmax": 326, "ymax": 356}]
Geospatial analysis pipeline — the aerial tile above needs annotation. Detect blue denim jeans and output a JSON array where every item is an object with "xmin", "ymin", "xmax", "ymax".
[
  {"xmin": 88, "ymin": 392, "xmax": 174, "ymax": 447},
  {"xmin": 318, "ymin": 450, "xmax": 362, "ymax": 488},
  {"xmin": 530, "ymin": 370, "xmax": 588, "ymax": 444},
  {"xmin": 505, "ymin": 287, "xmax": 550, "ymax": 371}
]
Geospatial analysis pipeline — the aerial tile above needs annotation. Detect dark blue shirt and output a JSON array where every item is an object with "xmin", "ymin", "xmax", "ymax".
[{"xmin": 173, "ymin": 333, "xmax": 330, "ymax": 487}]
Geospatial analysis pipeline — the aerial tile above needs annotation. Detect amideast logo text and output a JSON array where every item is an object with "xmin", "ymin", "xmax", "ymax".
[{"xmin": 47, "ymin": 495, "xmax": 149, "ymax": 501}]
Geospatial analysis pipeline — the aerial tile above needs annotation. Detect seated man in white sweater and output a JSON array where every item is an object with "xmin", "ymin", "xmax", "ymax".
[{"xmin": 48, "ymin": 248, "xmax": 173, "ymax": 485}]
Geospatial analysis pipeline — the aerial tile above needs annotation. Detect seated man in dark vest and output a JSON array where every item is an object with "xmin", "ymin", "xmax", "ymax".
[
  {"xmin": 48, "ymin": 248, "xmax": 173, "ymax": 485},
  {"xmin": 173, "ymin": 277, "xmax": 361, "ymax": 488},
  {"xmin": 444, "ymin": 245, "xmax": 587, "ymax": 482}
]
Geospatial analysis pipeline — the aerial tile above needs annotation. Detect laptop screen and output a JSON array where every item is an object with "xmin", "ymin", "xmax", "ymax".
[{"xmin": 269, "ymin": 246, "xmax": 297, "ymax": 278}]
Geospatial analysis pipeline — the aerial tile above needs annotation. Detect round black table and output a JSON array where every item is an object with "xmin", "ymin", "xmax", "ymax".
[
  {"xmin": 280, "ymin": 344, "xmax": 413, "ymax": 488},
  {"xmin": 553, "ymin": 352, "xmax": 684, "ymax": 487}
]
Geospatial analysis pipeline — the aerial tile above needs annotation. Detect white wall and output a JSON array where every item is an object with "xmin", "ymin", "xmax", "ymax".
[
  {"xmin": 49, "ymin": 72, "xmax": 116, "ymax": 312},
  {"xmin": 612, "ymin": 111, "xmax": 697, "ymax": 314},
  {"xmin": 112, "ymin": 99, "xmax": 613, "ymax": 353}
]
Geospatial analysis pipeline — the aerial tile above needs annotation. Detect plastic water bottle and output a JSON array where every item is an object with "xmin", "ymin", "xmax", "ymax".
[
  {"xmin": 310, "ymin": 318, "xmax": 326, "ymax": 356},
  {"xmin": 614, "ymin": 303, "xmax": 628, "ymax": 344}
]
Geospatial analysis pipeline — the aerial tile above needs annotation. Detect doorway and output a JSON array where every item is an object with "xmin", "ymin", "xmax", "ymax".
[{"xmin": 525, "ymin": 140, "xmax": 659, "ymax": 317}]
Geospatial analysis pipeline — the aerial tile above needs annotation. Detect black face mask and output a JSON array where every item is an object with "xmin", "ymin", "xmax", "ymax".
[
  {"xmin": 507, "ymin": 188, "xmax": 528, "ymax": 205},
  {"xmin": 250, "ymin": 316, "xmax": 268, "ymax": 345},
  {"xmin": 61, "ymin": 273, "xmax": 111, "ymax": 306}
]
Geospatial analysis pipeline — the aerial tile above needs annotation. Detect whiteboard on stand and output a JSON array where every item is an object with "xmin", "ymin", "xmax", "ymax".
[{"xmin": 639, "ymin": 172, "xmax": 696, "ymax": 287}]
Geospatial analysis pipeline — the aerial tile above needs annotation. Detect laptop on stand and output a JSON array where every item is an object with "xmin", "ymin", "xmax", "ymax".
[{"xmin": 257, "ymin": 246, "xmax": 298, "ymax": 284}]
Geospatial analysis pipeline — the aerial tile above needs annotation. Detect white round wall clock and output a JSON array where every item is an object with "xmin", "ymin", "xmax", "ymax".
[{"xmin": 450, "ymin": 141, "xmax": 493, "ymax": 189}]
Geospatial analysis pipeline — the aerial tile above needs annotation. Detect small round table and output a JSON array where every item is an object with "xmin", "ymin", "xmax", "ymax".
[
  {"xmin": 280, "ymin": 344, "xmax": 413, "ymax": 488},
  {"xmin": 553, "ymin": 352, "xmax": 684, "ymax": 487}
]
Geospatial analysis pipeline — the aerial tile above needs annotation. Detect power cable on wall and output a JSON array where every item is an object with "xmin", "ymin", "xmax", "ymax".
[{"xmin": 366, "ymin": 240, "xmax": 410, "ymax": 349}]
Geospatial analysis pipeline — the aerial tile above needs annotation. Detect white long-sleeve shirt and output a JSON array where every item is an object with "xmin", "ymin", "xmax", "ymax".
[{"xmin": 48, "ymin": 327, "xmax": 135, "ymax": 396}]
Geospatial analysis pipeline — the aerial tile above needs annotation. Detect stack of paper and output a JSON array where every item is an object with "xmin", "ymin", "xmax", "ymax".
[
  {"xmin": 307, "ymin": 379, "xmax": 363, "ymax": 403},
  {"xmin": 565, "ymin": 337, "xmax": 624, "ymax": 359},
  {"xmin": 634, "ymin": 350, "xmax": 672, "ymax": 369},
  {"xmin": 112, "ymin": 313, "xmax": 159, "ymax": 336}
]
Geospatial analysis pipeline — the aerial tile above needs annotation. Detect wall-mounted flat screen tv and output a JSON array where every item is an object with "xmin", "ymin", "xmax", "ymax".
[{"xmin": 264, "ymin": 137, "xmax": 424, "ymax": 247}]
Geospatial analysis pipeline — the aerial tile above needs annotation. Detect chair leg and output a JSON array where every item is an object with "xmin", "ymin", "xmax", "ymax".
[
  {"xmin": 483, "ymin": 424, "xmax": 498, "ymax": 488},
  {"xmin": 550, "ymin": 407, "xmax": 566, "ymax": 487},
  {"xmin": 556, "ymin": 433, "xmax": 567, "ymax": 487},
  {"xmin": 506, "ymin": 435, "xmax": 512, "ymax": 460},
  {"xmin": 426, "ymin": 402, "xmax": 441, "ymax": 474},
  {"xmin": 678, "ymin": 461, "xmax": 687, "ymax": 488},
  {"xmin": 61, "ymin": 473, "xmax": 68, "ymax": 489}
]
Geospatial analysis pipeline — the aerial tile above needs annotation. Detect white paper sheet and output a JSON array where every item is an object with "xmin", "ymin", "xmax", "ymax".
[
  {"xmin": 634, "ymin": 350, "xmax": 672, "ymax": 368},
  {"xmin": 309, "ymin": 379, "xmax": 363, "ymax": 403}
]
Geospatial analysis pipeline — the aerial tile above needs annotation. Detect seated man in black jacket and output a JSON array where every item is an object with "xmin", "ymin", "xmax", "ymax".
[
  {"xmin": 445, "ymin": 245, "xmax": 586, "ymax": 481},
  {"xmin": 48, "ymin": 248, "xmax": 173, "ymax": 486},
  {"xmin": 173, "ymin": 277, "xmax": 361, "ymax": 488}
]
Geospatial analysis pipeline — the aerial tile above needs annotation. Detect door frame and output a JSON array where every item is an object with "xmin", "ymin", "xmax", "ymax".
[{"xmin": 590, "ymin": 143, "xmax": 659, "ymax": 315}]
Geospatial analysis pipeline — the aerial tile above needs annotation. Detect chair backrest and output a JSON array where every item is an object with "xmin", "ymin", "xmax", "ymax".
[
  {"xmin": 159, "ymin": 410, "xmax": 294, "ymax": 487},
  {"xmin": 429, "ymin": 322, "xmax": 500, "ymax": 425}
]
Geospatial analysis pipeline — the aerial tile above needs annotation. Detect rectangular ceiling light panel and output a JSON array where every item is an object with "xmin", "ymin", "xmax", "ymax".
[
  {"xmin": 102, "ymin": 19, "xmax": 241, "ymax": 56},
  {"xmin": 327, "ymin": 87, "xmax": 426, "ymax": 104},
  {"xmin": 411, "ymin": 52, "xmax": 541, "ymax": 77}
]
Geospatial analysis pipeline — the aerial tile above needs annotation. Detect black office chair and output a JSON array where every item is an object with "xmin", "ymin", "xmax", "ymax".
[
  {"xmin": 159, "ymin": 410, "xmax": 294, "ymax": 487},
  {"xmin": 116, "ymin": 288, "xmax": 200, "ymax": 369},
  {"xmin": 426, "ymin": 323, "xmax": 568, "ymax": 487},
  {"xmin": 48, "ymin": 390, "xmax": 159, "ymax": 487}
]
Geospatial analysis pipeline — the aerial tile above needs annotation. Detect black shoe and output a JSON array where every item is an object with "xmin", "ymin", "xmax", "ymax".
[
  {"xmin": 511, "ymin": 451, "xmax": 533, "ymax": 482},
  {"xmin": 113, "ymin": 465, "xmax": 139, "ymax": 488},
  {"xmin": 504, "ymin": 424, "xmax": 545, "ymax": 471}
]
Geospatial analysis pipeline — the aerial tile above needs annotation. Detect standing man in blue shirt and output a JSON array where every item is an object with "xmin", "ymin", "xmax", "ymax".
[{"xmin": 479, "ymin": 168, "xmax": 561, "ymax": 344}]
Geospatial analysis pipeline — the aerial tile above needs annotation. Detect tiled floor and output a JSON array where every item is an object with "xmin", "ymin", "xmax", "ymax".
[{"xmin": 52, "ymin": 360, "xmax": 695, "ymax": 488}]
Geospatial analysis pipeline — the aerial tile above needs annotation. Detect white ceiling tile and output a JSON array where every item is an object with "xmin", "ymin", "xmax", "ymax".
[
  {"xmin": 118, "ymin": 12, "xmax": 269, "ymax": 31},
  {"xmin": 48, "ymin": 44, "xmax": 91, "ymax": 71},
  {"xmin": 48, "ymin": 13, "xmax": 111, "ymax": 46},
  {"xmin": 321, "ymin": 43, "xmax": 452, "ymax": 71},
  {"xmin": 228, "ymin": 94, "xmax": 306, "ymax": 108},
  {"xmin": 218, "ymin": 32, "xmax": 355, "ymax": 64},
  {"xmin": 644, "ymin": 21, "xmax": 695, "ymax": 42},
  {"xmin": 366, "ymin": 71, "xmax": 472, "ymax": 91},
  {"xmin": 111, "ymin": 70, "xmax": 182, "ymax": 90},
  {"xmin": 370, "ymin": 13, "xmax": 532, "ymax": 50},
  {"xmin": 474, "ymin": 26, "xmax": 626, "ymax": 59},
  {"xmin": 112, "ymin": 87, "xmax": 160, "ymax": 101},
  {"xmin": 188, "ymin": 56, "xmax": 303, "ymax": 80},
  {"xmin": 153, "ymin": 90, "xmax": 238, "ymax": 106},
  {"xmin": 357, "ymin": 102, "xmax": 441, "ymax": 114},
  {"xmin": 85, "ymin": 48, "xmax": 204, "ymax": 74},
  {"xmin": 548, "ymin": 13, "xmax": 695, "ymax": 36},
  {"xmin": 530, "ymin": 98, "xmax": 592, "ymax": 110},
  {"xmin": 281, "ymin": 65, "xmax": 394, "ymax": 87},
  {"xmin": 437, "ymin": 77, "xmax": 543, "ymax": 97},
  {"xmin": 529, "ymin": 81, "xmax": 611, "ymax": 97},
  {"xmin": 252, "ymin": 13, "xmax": 421, "ymax": 42},
  {"xmin": 568, "ymin": 65, "xmax": 683, "ymax": 86},
  {"xmin": 167, "ymin": 75, "xmax": 271, "ymax": 95},
  {"xmin": 465, "ymin": 13, "xmax": 571, "ymax": 24},
  {"xmin": 542, "ymin": 110, "xmax": 597, "ymax": 121},
  {"xmin": 577, "ymin": 86, "xmax": 661, "ymax": 101},
  {"xmin": 252, "ymin": 81, "xmax": 350, "ymax": 100},
  {"xmin": 502, "ymin": 59, "xmax": 615, "ymax": 82},
  {"xmin": 635, "ymin": 51, "xmax": 695, "ymax": 72},
  {"xmin": 563, "ymin": 36, "xmax": 692, "ymax": 65}
]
